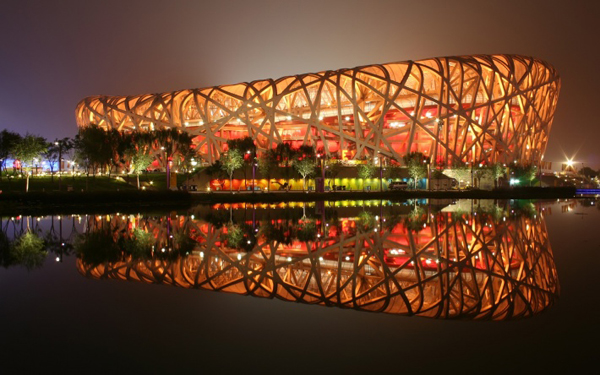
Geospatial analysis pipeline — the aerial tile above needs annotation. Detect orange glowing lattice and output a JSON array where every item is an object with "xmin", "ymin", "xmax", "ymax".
[{"xmin": 76, "ymin": 55, "xmax": 560, "ymax": 165}]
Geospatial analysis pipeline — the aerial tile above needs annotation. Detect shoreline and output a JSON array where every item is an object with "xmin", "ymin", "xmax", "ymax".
[{"xmin": 0, "ymin": 187, "xmax": 581, "ymax": 216}]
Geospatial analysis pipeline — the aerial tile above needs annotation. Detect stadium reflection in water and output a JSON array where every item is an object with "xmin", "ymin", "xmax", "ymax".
[{"xmin": 73, "ymin": 200, "xmax": 559, "ymax": 320}]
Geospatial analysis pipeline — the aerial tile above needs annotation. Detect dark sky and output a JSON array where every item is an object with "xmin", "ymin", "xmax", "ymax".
[{"xmin": 1, "ymin": 0, "xmax": 599, "ymax": 168}]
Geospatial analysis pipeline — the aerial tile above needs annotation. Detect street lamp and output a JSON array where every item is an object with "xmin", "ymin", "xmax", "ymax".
[
  {"xmin": 565, "ymin": 158, "xmax": 575, "ymax": 174},
  {"xmin": 425, "ymin": 158, "xmax": 431, "ymax": 191},
  {"xmin": 317, "ymin": 153, "xmax": 325, "ymax": 192},
  {"xmin": 375, "ymin": 152, "xmax": 383, "ymax": 192},
  {"xmin": 54, "ymin": 140, "xmax": 63, "ymax": 190},
  {"xmin": 161, "ymin": 145, "xmax": 170, "ymax": 189},
  {"xmin": 247, "ymin": 150, "xmax": 257, "ymax": 193}
]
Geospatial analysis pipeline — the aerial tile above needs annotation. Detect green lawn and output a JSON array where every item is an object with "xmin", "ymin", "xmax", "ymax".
[{"xmin": 0, "ymin": 174, "xmax": 169, "ymax": 193}]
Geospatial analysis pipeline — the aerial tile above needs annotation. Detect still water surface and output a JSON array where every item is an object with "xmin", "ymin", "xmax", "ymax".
[{"xmin": 1, "ymin": 199, "xmax": 598, "ymax": 373}]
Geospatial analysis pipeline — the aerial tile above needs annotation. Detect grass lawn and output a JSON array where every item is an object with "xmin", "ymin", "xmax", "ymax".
[{"xmin": 0, "ymin": 173, "xmax": 175, "ymax": 193}]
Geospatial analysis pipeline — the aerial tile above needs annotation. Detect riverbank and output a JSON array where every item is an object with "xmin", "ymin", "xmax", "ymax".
[{"xmin": 0, "ymin": 187, "xmax": 578, "ymax": 216}]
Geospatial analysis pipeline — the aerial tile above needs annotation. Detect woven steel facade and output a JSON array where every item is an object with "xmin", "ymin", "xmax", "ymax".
[{"xmin": 76, "ymin": 55, "xmax": 560, "ymax": 165}]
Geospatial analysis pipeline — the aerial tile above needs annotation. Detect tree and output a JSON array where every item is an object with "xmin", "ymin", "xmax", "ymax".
[
  {"xmin": 221, "ymin": 149, "xmax": 244, "ymax": 192},
  {"xmin": 403, "ymin": 206, "xmax": 427, "ymax": 232},
  {"xmin": 0, "ymin": 130, "xmax": 22, "ymax": 180},
  {"xmin": 43, "ymin": 137, "xmax": 73, "ymax": 183},
  {"xmin": 11, "ymin": 133, "xmax": 47, "ymax": 174},
  {"xmin": 177, "ymin": 144, "xmax": 202, "ymax": 187},
  {"xmin": 510, "ymin": 163, "xmax": 537, "ymax": 186},
  {"xmin": 122, "ymin": 228, "xmax": 154, "ymax": 260},
  {"xmin": 273, "ymin": 142, "xmax": 296, "ymax": 187},
  {"xmin": 225, "ymin": 223, "xmax": 244, "ymax": 249},
  {"xmin": 258, "ymin": 149, "xmax": 278, "ymax": 190},
  {"xmin": 293, "ymin": 158, "xmax": 317, "ymax": 190},
  {"xmin": 227, "ymin": 136, "xmax": 256, "ymax": 184},
  {"xmin": 297, "ymin": 220, "xmax": 317, "ymax": 242},
  {"xmin": 490, "ymin": 163, "xmax": 505, "ymax": 189},
  {"xmin": 130, "ymin": 150, "xmax": 154, "ymax": 189},
  {"xmin": 75, "ymin": 125, "xmax": 113, "ymax": 177},
  {"xmin": 154, "ymin": 128, "xmax": 194, "ymax": 171},
  {"xmin": 357, "ymin": 211, "xmax": 376, "ymax": 232},
  {"xmin": 11, "ymin": 231, "xmax": 46, "ymax": 270},
  {"xmin": 108, "ymin": 129, "xmax": 130, "ymax": 176},
  {"xmin": 472, "ymin": 164, "xmax": 491, "ymax": 188},
  {"xmin": 292, "ymin": 145, "xmax": 316, "ymax": 191},
  {"xmin": 205, "ymin": 160, "xmax": 227, "ymax": 191},
  {"xmin": 452, "ymin": 161, "xmax": 471, "ymax": 189},
  {"xmin": 324, "ymin": 159, "xmax": 342, "ymax": 190},
  {"xmin": 357, "ymin": 161, "xmax": 376, "ymax": 191},
  {"xmin": 580, "ymin": 166, "xmax": 597, "ymax": 179},
  {"xmin": 403, "ymin": 152, "xmax": 428, "ymax": 189},
  {"xmin": 11, "ymin": 133, "xmax": 47, "ymax": 192},
  {"xmin": 74, "ymin": 229, "xmax": 122, "ymax": 267}
]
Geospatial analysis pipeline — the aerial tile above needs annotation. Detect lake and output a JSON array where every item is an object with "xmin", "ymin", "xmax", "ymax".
[{"xmin": 1, "ymin": 198, "xmax": 598, "ymax": 373}]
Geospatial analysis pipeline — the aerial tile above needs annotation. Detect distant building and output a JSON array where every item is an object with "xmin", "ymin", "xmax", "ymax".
[{"xmin": 76, "ymin": 54, "xmax": 560, "ymax": 166}]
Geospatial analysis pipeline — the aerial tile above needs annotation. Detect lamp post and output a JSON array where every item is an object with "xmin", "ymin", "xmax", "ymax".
[
  {"xmin": 317, "ymin": 153, "xmax": 326, "ymax": 192},
  {"xmin": 426, "ymin": 159, "xmax": 431, "ymax": 191},
  {"xmin": 469, "ymin": 162, "xmax": 474, "ymax": 188},
  {"xmin": 375, "ymin": 152, "xmax": 383, "ymax": 192},
  {"xmin": 566, "ymin": 158, "xmax": 574, "ymax": 173},
  {"xmin": 247, "ymin": 150, "xmax": 257, "ymax": 194},
  {"xmin": 54, "ymin": 141, "xmax": 63, "ymax": 191},
  {"xmin": 538, "ymin": 152, "xmax": 543, "ymax": 187},
  {"xmin": 161, "ymin": 145, "xmax": 170, "ymax": 189},
  {"xmin": 379, "ymin": 153, "xmax": 383, "ymax": 192},
  {"xmin": 190, "ymin": 158, "xmax": 197, "ymax": 188}
]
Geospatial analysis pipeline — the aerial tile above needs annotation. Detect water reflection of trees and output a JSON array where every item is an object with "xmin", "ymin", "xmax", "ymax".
[
  {"xmin": 1, "ymin": 214, "xmax": 82, "ymax": 268},
  {"xmin": 74, "ymin": 201, "xmax": 560, "ymax": 321},
  {"xmin": 0, "ymin": 216, "xmax": 47, "ymax": 269}
]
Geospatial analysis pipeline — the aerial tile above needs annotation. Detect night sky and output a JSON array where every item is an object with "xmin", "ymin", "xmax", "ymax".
[{"xmin": 1, "ymin": 0, "xmax": 599, "ymax": 168}]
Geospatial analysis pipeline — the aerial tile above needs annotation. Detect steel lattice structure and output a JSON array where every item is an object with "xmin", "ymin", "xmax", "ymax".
[
  {"xmin": 77, "ymin": 205, "xmax": 558, "ymax": 320},
  {"xmin": 76, "ymin": 54, "xmax": 560, "ymax": 165}
]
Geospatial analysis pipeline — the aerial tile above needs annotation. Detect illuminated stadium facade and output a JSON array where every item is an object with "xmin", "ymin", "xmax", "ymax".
[{"xmin": 76, "ymin": 54, "xmax": 560, "ymax": 166}]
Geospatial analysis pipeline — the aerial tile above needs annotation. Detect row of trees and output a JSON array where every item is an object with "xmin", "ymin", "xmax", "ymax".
[
  {"xmin": 74, "ymin": 125, "xmax": 198, "ymax": 188},
  {"xmin": 204, "ymin": 138, "xmax": 545, "ymax": 192},
  {"xmin": 0, "ymin": 129, "xmax": 53, "ymax": 180},
  {"xmin": 206, "ymin": 137, "xmax": 324, "ymax": 192},
  {"xmin": 1, "ymin": 126, "xmax": 200, "ymax": 190}
]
